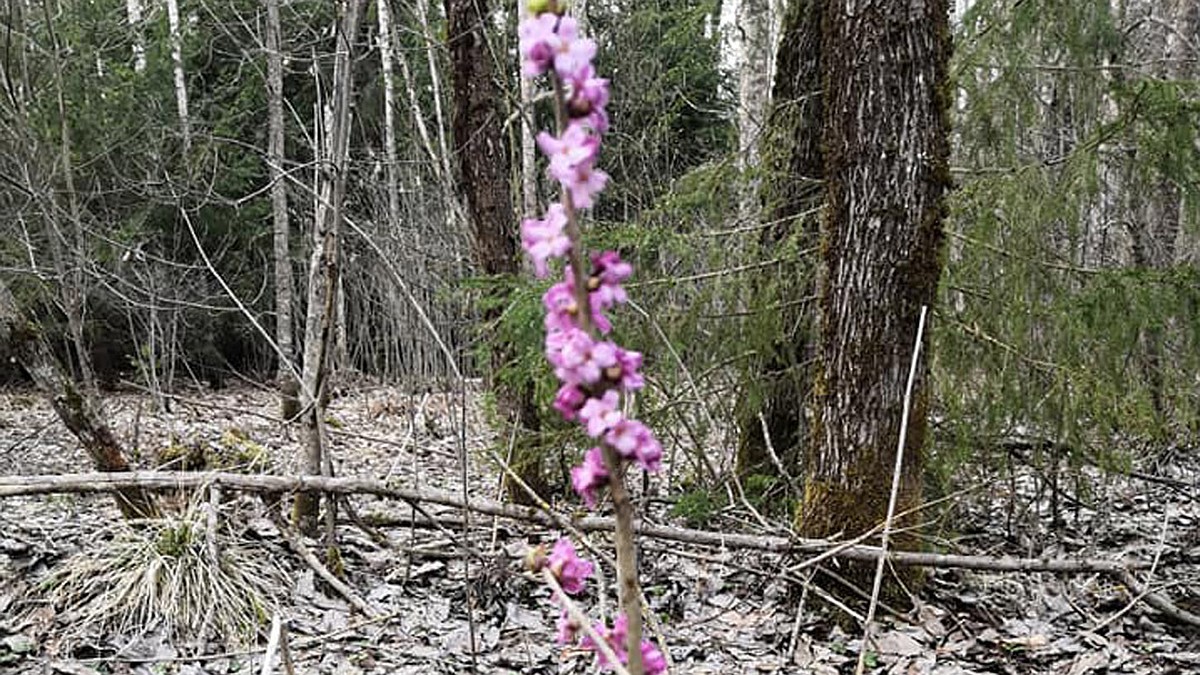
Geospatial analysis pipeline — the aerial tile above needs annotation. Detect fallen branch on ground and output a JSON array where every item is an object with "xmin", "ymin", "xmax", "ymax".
[{"xmin": 3, "ymin": 470, "xmax": 1194, "ymax": 626}]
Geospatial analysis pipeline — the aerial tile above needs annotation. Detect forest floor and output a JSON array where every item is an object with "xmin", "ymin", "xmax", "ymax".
[{"xmin": 0, "ymin": 384, "xmax": 1198, "ymax": 674}]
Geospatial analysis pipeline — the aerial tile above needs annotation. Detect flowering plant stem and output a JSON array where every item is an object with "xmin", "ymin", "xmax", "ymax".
[
  {"xmin": 602, "ymin": 449, "xmax": 645, "ymax": 674},
  {"xmin": 519, "ymin": 7, "xmax": 664, "ymax": 672},
  {"xmin": 548, "ymin": 69, "xmax": 646, "ymax": 675},
  {"xmin": 543, "ymin": 568, "xmax": 633, "ymax": 675},
  {"xmin": 549, "ymin": 66, "xmax": 648, "ymax": 672}
]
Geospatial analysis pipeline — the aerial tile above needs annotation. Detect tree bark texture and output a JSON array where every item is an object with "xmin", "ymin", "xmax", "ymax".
[
  {"xmin": 266, "ymin": 0, "xmax": 298, "ymax": 420},
  {"xmin": 294, "ymin": 0, "xmax": 364, "ymax": 531},
  {"xmin": 0, "ymin": 281, "xmax": 157, "ymax": 519},
  {"xmin": 736, "ymin": 0, "xmax": 822, "ymax": 477},
  {"xmin": 444, "ymin": 0, "xmax": 545, "ymax": 502},
  {"xmin": 803, "ymin": 0, "xmax": 950, "ymax": 571}
]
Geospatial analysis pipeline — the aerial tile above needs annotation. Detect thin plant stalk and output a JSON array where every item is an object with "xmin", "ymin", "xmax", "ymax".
[{"xmin": 547, "ymin": 68, "xmax": 646, "ymax": 675}]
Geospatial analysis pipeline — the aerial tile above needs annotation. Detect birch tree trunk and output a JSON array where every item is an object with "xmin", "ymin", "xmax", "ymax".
[
  {"xmin": 0, "ymin": 280, "xmax": 158, "ymax": 519},
  {"xmin": 736, "ymin": 0, "xmax": 770, "ymax": 220},
  {"xmin": 293, "ymin": 0, "xmax": 364, "ymax": 532},
  {"xmin": 376, "ymin": 0, "xmax": 402, "ymax": 229},
  {"xmin": 126, "ymin": 0, "xmax": 146, "ymax": 72},
  {"xmin": 415, "ymin": 0, "xmax": 466, "ymax": 231},
  {"xmin": 166, "ymin": 0, "xmax": 192, "ymax": 153},
  {"xmin": 444, "ymin": 0, "xmax": 546, "ymax": 501},
  {"xmin": 803, "ymin": 0, "xmax": 950, "ymax": 596},
  {"xmin": 518, "ymin": 3, "xmax": 538, "ymax": 217},
  {"xmin": 266, "ymin": 0, "xmax": 298, "ymax": 419},
  {"xmin": 735, "ymin": 0, "xmax": 822, "ymax": 477}
]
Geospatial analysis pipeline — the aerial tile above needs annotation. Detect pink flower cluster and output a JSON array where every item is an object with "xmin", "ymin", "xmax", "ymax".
[
  {"xmin": 540, "ymin": 538, "xmax": 666, "ymax": 675},
  {"xmin": 519, "ymin": 6, "xmax": 662, "ymax": 514},
  {"xmin": 520, "ymin": 5, "xmax": 667, "ymax": 673}
]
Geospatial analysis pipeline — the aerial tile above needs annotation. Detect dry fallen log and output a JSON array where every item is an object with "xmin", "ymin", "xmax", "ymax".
[
  {"xmin": 2, "ymin": 470, "xmax": 1195, "ymax": 626},
  {"xmin": 0, "ymin": 470, "xmax": 1148, "ymax": 571}
]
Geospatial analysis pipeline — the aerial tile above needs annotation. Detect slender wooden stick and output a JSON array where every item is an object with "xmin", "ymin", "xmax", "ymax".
[{"xmin": 855, "ymin": 305, "xmax": 927, "ymax": 675}]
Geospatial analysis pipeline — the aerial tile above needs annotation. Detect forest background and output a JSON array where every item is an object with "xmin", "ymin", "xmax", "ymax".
[{"xmin": 0, "ymin": 0, "xmax": 1197, "ymax": 660}]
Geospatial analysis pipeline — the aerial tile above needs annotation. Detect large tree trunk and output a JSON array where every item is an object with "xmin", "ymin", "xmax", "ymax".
[
  {"xmin": 802, "ymin": 0, "xmax": 951, "ymax": 591},
  {"xmin": 293, "ymin": 0, "xmax": 364, "ymax": 532},
  {"xmin": 444, "ymin": 0, "xmax": 545, "ymax": 502},
  {"xmin": 0, "ymin": 281, "xmax": 158, "ymax": 519},
  {"xmin": 265, "ymin": 0, "xmax": 298, "ymax": 420},
  {"xmin": 735, "ymin": 0, "xmax": 822, "ymax": 479}
]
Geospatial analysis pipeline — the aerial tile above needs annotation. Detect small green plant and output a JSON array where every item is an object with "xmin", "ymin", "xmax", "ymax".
[{"xmin": 670, "ymin": 487, "xmax": 723, "ymax": 528}]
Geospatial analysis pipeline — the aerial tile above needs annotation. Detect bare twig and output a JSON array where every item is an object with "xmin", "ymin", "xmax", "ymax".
[
  {"xmin": 261, "ymin": 614, "xmax": 283, "ymax": 675},
  {"xmin": 276, "ymin": 519, "xmax": 378, "ymax": 618}
]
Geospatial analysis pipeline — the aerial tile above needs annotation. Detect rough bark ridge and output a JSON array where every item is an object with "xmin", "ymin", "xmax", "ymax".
[
  {"xmin": 736, "ymin": 0, "xmax": 823, "ymax": 478},
  {"xmin": 444, "ymin": 0, "xmax": 545, "ymax": 502},
  {"xmin": 0, "ymin": 281, "xmax": 157, "ymax": 519},
  {"xmin": 804, "ymin": 0, "xmax": 950, "ymax": 576}
]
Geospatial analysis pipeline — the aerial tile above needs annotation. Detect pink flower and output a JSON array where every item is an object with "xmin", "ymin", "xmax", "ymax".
[
  {"xmin": 604, "ymin": 418, "xmax": 647, "ymax": 458},
  {"xmin": 537, "ymin": 124, "xmax": 599, "ymax": 184},
  {"xmin": 548, "ymin": 538, "xmax": 593, "ymax": 595},
  {"xmin": 551, "ymin": 18, "xmax": 595, "ymax": 79},
  {"xmin": 546, "ymin": 328, "xmax": 618, "ymax": 385},
  {"xmin": 518, "ymin": 14, "xmax": 559, "ymax": 77},
  {"xmin": 641, "ymin": 640, "xmax": 668, "ymax": 674},
  {"xmin": 566, "ymin": 163, "xmax": 609, "ymax": 209},
  {"xmin": 542, "ymin": 277, "xmax": 578, "ymax": 332},
  {"xmin": 606, "ymin": 347, "xmax": 644, "ymax": 391},
  {"xmin": 579, "ymin": 390, "xmax": 622, "ymax": 437},
  {"xmin": 521, "ymin": 203, "xmax": 571, "ymax": 278},
  {"xmin": 567, "ymin": 65, "xmax": 610, "ymax": 133},
  {"xmin": 582, "ymin": 613, "xmax": 629, "ymax": 670},
  {"xmin": 634, "ymin": 430, "xmax": 664, "ymax": 473},
  {"xmin": 593, "ymin": 250, "xmax": 633, "ymax": 286},
  {"xmin": 537, "ymin": 124, "xmax": 608, "ymax": 208},
  {"xmin": 570, "ymin": 447, "xmax": 609, "ymax": 508},
  {"xmin": 553, "ymin": 383, "xmax": 586, "ymax": 420},
  {"xmin": 556, "ymin": 608, "xmax": 579, "ymax": 645},
  {"xmin": 604, "ymin": 418, "xmax": 662, "ymax": 472}
]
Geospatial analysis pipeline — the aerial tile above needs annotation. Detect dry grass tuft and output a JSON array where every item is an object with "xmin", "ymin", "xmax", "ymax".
[{"xmin": 40, "ymin": 493, "xmax": 286, "ymax": 647}]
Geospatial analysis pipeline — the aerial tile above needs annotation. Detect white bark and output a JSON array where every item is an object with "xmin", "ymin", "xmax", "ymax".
[
  {"xmin": 376, "ymin": 0, "xmax": 402, "ymax": 228},
  {"xmin": 736, "ymin": 0, "xmax": 770, "ymax": 223},
  {"xmin": 413, "ymin": 0, "xmax": 464, "ymax": 231},
  {"xmin": 519, "ymin": 4, "xmax": 537, "ymax": 216},
  {"xmin": 126, "ymin": 0, "xmax": 146, "ymax": 72},
  {"xmin": 166, "ymin": 0, "xmax": 192, "ymax": 152}
]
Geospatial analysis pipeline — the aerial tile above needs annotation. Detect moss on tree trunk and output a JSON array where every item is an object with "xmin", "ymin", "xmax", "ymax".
[{"xmin": 801, "ymin": 0, "xmax": 951, "ymax": 603}]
